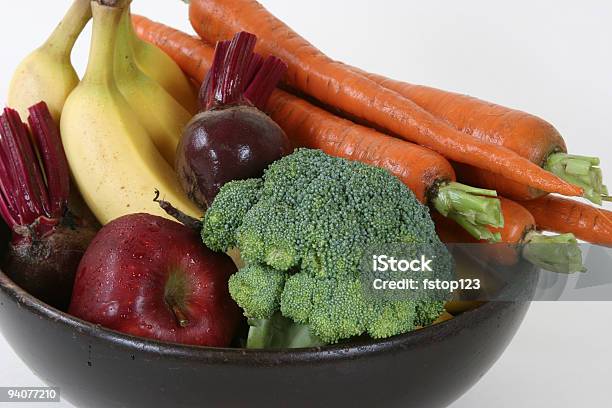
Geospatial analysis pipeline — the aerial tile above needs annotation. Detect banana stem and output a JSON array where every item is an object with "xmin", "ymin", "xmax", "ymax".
[
  {"xmin": 83, "ymin": 2, "xmax": 125, "ymax": 85},
  {"xmin": 544, "ymin": 152, "xmax": 610, "ymax": 205},
  {"xmin": 521, "ymin": 231, "xmax": 586, "ymax": 274},
  {"xmin": 124, "ymin": 3, "xmax": 146, "ymax": 53},
  {"xmin": 115, "ymin": 6, "xmax": 140, "ymax": 74},
  {"xmin": 97, "ymin": 0, "xmax": 130, "ymax": 7},
  {"xmin": 432, "ymin": 181, "xmax": 504, "ymax": 242},
  {"xmin": 43, "ymin": 0, "xmax": 92, "ymax": 58}
]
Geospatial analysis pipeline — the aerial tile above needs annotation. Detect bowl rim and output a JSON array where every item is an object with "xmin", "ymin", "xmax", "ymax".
[{"xmin": 0, "ymin": 268, "xmax": 509, "ymax": 365}]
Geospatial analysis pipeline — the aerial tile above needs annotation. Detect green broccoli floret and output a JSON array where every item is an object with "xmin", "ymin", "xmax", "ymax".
[
  {"xmin": 203, "ymin": 149, "xmax": 452, "ymax": 346},
  {"xmin": 414, "ymin": 300, "xmax": 448, "ymax": 327},
  {"xmin": 202, "ymin": 179, "xmax": 262, "ymax": 252},
  {"xmin": 228, "ymin": 264, "xmax": 287, "ymax": 319},
  {"xmin": 236, "ymin": 201, "xmax": 300, "ymax": 270},
  {"xmin": 281, "ymin": 274, "xmax": 369, "ymax": 342}
]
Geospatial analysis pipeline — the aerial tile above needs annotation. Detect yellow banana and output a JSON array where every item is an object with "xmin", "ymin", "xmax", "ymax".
[
  {"xmin": 127, "ymin": 10, "xmax": 199, "ymax": 115},
  {"xmin": 8, "ymin": 0, "xmax": 91, "ymax": 123},
  {"xmin": 115, "ymin": 8, "xmax": 192, "ymax": 167},
  {"xmin": 61, "ymin": 1, "xmax": 201, "ymax": 226}
]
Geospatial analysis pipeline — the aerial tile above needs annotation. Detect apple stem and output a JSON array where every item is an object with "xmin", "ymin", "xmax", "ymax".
[
  {"xmin": 153, "ymin": 190, "xmax": 201, "ymax": 232},
  {"xmin": 168, "ymin": 302, "xmax": 190, "ymax": 328}
]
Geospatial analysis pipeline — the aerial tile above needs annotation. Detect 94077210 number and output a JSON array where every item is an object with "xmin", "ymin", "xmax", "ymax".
[{"xmin": 0, "ymin": 387, "xmax": 60, "ymax": 403}]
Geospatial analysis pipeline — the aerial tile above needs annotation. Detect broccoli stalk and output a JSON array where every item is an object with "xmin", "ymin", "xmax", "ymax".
[
  {"xmin": 247, "ymin": 313, "xmax": 324, "ymax": 349},
  {"xmin": 432, "ymin": 181, "xmax": 504, "ymax": 242}
]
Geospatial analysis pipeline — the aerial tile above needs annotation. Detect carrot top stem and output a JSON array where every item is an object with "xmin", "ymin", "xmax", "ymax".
[
  {"xmin": 432, "ymin": 182, "xmax": 503, "ymax": 242},
  {"xmin": 521, "ymin": 231, "xmax": 585, "ymax": 274},
  {"xmin": 544, "ymin": 153, "xmax": 609, "ymax": 205}
]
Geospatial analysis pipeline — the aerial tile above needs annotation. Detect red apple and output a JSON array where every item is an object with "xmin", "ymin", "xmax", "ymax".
[{"xmin": 69, "ymin": 213, "xmax": 241, "ymax": 347}]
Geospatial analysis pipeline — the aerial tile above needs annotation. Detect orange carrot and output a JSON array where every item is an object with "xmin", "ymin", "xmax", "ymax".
[
  {"xmin": 187, "ymin": 0, "xmax": 583, "ymax": 198},
  {"xmin": 268, "ymin": 91, "xmax": 454, "ymax": 204},
  {"xmin": 519, "ymin": 196, "xmax": 612, "ymax": 246},
  {"xmin": 435, "ymin": 198, "xmax": 584, "ymax": 272},
  {"xmin": 132, "ymin": 15, "xmax": 504, "ymax": 241},
  {"xmin": 354, "ymin": 69, "xmax": 609, "ymax": 204}
]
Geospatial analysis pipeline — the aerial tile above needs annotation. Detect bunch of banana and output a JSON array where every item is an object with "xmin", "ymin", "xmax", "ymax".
[
  {"xmin": 8, "ymin": 0, "xmax": 91, "ymax": 123},
  {"xmin": 9, "ymin": 0, "xmax": 197, "ymax": 122},
  {"xmin": 59, "ymin": 0, "xmax": 200, "ymax": 225},
  {"xmin": 126, "ymin": 8, "xmax": 199, "ymax": 115},
  {"xmin": 115, "ymin": 9, "xmax": 193, "ymax": 165}
]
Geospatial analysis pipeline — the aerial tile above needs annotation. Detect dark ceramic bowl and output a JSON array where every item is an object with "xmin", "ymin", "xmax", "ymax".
[
  {"xmin": 0, "ymin": 229, "xmax": 537, "ymax": 408},
  {"xmin": 0, "ymin": 277, "xmax": 535, "ymax": 408}
]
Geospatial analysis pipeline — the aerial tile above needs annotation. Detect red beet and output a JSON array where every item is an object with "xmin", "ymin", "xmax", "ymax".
[
  {"xmin": 176, "ymin": 32, "xmax": 292, "ymax": 209},
  {"xmin": 69, "ymin": 213, "xmax": 241, "ymax": 347},
  {"xmin": 0, "ymin": 103, "xmax": 97, "ymax": 310}
]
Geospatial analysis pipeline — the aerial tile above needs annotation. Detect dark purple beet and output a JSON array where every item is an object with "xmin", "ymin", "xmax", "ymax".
[
  {"xmin": 0, "ymin": 103, "xmax": 98, "ymax": 311},
  {"xmin": 4, "ymin": 222, "xmax": 97, "ymax": 311},
  {"xmin": 176, "ymin": 31, "xmax": 291, "ymax": 209},
  {"xmin": 177, "ymin": 106, "xmax": 291, "ymax": 209}
]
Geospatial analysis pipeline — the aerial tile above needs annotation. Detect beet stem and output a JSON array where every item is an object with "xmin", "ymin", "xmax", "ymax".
[
  {"xmin": 200, "ymin": 32, "xmax": 287, "ymax": 114},
  {"xmin": 201, "ymin": 32, "xmax": 258, "ymax": 110},
  {"xmin": 245, "ymin": 53, "xmax": 264, "ymax": 89},
  {"xmin": 0, "ymin": 147, "xmax": 19, "ymax": 228},
  {"xmin": 28, "ymin": 102, "xmax": 71, "ymax": 218},
  {"xmin": 0, "ymin": 177, "xmax": 18, "ymax": 229},
  {"xmin": 0, "ymin": 109, "xmax": 44, "ymax": 224},
  {"xmin": 0, "ymin": 111, "xmax": 33, "ymax": 224},
  {"xmin": 153, "ymin": 190, "xmax": 202, "ymax": 231},
  {"xmin": 218, "ymin": 32, "xmax": 257, "ymax": 106},
  {"xmin": 201, "ymin": 40, "xmax": 230, "ymax": 111},
  {"xmin": 244, "ymin": 56, "xmax": 288, "ymax": 111},
  {"xmin": 9, "ymin": 109, "xmax": 52, "ymax": 218},
  {"xmin": 0, "ymin": 104, "xmax": 71, "ymax": 242}
]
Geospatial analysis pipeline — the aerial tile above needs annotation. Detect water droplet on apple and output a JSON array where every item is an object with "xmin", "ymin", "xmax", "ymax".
[
  {"xmin": 100, "ymin": 301, "xmax": 119, "ymax": 318},
  {"xmin": 132, "ymin": 251, "xmax": 146, "ymax": 260}
]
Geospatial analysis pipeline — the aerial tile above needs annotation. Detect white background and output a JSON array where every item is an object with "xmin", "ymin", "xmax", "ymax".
[{"xmin": 1, "ymin": 1, "xmax": 611, "ymax": 407}]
